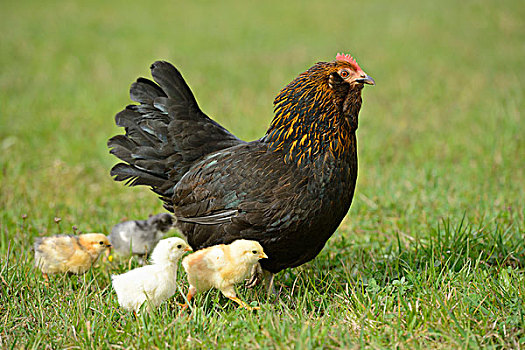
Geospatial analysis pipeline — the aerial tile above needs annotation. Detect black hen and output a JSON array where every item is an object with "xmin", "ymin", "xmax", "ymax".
[{"xmin": 108, "ymin": 53, "xmax": 374, "ymax": 279}]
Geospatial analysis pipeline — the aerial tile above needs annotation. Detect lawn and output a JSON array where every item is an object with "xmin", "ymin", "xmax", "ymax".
[{"xmin": 1, "ymin": 0, "xmax": 524, "ymax": 348}]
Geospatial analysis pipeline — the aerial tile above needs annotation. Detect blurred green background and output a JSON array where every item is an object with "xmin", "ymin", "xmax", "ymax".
[
  {"xmin": 1, "ymin": 0, "xmax": 522, "ymax": 234},
  {"xmin": 0, "ymin": 0, "xmax": 523, "ymax": 347}
]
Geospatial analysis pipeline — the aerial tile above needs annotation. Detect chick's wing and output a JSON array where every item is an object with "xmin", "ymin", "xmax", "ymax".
[{"xmin": 40, "ymin": 237, "xmax": 77, "ymax": 264}]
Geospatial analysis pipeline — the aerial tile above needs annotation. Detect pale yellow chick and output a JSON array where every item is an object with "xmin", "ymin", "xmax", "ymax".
[
  {"xmin": 34, "ymin": 233, "xmax": 111, "ymax": 280},
  {"xmin": 181, "ymin": 239, "xmax": 268, "ymax": 310},
  {"xmin": 111, "ymin": 237, "xmax": 191, "ymax": 313}
]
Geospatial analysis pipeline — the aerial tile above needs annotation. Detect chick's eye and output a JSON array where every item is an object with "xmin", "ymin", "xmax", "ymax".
[
  {"xmin": 177, "ymin": 244, "xmax": 182, "ymax": 249},
  {"xmin": 252, "ymin": 250, "xmax": 258, "ymax": 254},
  {"xmin": 99, "ymin": 241, "xmax": 104, "ymax": 245},
  {"xmin": 339, "ymin": 70, "xmax": 350, "ymax": 78}
]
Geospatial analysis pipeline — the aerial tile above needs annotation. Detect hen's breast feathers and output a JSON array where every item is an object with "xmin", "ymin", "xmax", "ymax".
[{"xmin": 173, "ymin": 135, "xmax": 357, "ymax": 271}]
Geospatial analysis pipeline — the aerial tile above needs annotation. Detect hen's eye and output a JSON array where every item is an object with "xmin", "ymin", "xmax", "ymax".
[
  {"xmin": 339, "ymin": 70, "xmax": 350, "ymax": 78},
  {"xmin": 252, "ymin": 250, "xmax": 258, "ymax": 254},
  {"xmin": 177, "ymin": 244, "xmax": 182, "ymax": 249}
]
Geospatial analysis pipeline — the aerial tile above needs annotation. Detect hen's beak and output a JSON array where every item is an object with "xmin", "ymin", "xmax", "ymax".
[
  {"xmin": 259, "ymin": 252, "xmax": 268, "ymax": 259},
  {"xmin": 355, "ymin": 74, "xmax": 375, "ymax": 85}
]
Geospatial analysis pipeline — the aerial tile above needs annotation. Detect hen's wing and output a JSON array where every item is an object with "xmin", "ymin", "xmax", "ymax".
[{"xmin": 172, "ymin": 142, "xmax": 333, "ymax": 272}]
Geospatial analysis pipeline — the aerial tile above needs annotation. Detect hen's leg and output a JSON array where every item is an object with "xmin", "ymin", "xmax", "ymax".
[
  {"xmin": 178, "ymin": 285, "xmax": 196, "ymax": 309},
  {"xmin": 245, "ymin": 263, "xmax": 263, "ymax": 288},
  {"xmin": 245, "ymin": 265, "xmax": 276, "ymax": 295},
  {"xmin": 263, "ymin": 270, "xmax": 276, "ymax": 297}
]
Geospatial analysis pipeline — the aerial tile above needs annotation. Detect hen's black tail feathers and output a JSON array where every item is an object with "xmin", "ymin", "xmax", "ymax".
[{"xmin": 108, "ymin": 61, "xmax": 244, "ymax": 208}]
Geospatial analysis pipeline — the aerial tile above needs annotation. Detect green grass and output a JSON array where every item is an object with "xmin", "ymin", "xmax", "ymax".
[{"xmin": 1, "ymin": 0, "xmax": 524, "ymax": 348}]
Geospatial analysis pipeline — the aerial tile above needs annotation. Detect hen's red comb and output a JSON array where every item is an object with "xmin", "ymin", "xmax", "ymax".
[{"xmin": 336, "ymin": 53, "xmax": 362, "ymax": 72}]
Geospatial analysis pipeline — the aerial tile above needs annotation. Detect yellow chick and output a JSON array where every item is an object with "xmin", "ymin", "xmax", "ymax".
[
  {"xmin": 181, "ymin": 239, "xmax": 268, "ymax": 310},
  {"xmin": 111, "ymin": 237, "xmax": 191, "ymax": 313},
  {"xmin": 34, "ymin": 233, "xmax": 111, "ymax": 281}
]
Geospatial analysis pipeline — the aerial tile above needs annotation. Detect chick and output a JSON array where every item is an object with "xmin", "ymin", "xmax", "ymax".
[
  {"xmin": 34, "ymin": 233, "xmax": 111, "ymax": 281},
  {"xmin": 181, "ymin": 240, "xmax": 268, "ymax": 310},
  {"xmin": 111, "ymin": 237, "xmax": 191, "ymax": 312},
  {"xmin": 108, "ymin": 213, "xmax": 175, "ymax": 262}
]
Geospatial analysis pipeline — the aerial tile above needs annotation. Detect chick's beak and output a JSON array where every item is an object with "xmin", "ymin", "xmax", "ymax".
[
  {"xmin": 184, "ymin": 246, "xmax": 192, "ymax": 252},
  {"xmin": 355, "ymin": 73, "xmax": 375, "ymax": 85},
  {"xmin": 106, "ymin": 244, "xmax": 112, "ymax": 248},
  {"xmin": 259, "ymin": 252, "xmax": 268, "ymax": 259}
]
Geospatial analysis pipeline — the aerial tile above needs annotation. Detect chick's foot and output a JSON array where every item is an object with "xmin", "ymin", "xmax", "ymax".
[{"xmin": 228, "ymin": 296, "xmax": 260, "ymax": 311}]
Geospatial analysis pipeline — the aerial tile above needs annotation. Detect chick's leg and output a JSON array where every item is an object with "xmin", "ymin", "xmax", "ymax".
[
  {"xmin": 221, "ymin": 287, "xmax": 260, "ymax": 311},
  {"xmin": 178, "ymin": 285, "xmax": 196, "ymax": 310},
  {"xmin": 42, "ymin": 273, "xmax": 50, "ymax": 286},
  {"xmin": 228, "ymin": 296, "xmax": 260, "ymax": 310}
]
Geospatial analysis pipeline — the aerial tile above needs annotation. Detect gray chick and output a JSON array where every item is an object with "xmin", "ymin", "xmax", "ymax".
[{"xmin": 109, "ymin": 213, "xmax": 175, "ymax": 262}]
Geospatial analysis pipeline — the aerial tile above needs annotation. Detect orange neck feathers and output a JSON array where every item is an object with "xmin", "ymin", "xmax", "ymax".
[{"xmin": 263, "ymin": 61, "xmax": 362, "ymax": 164}]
